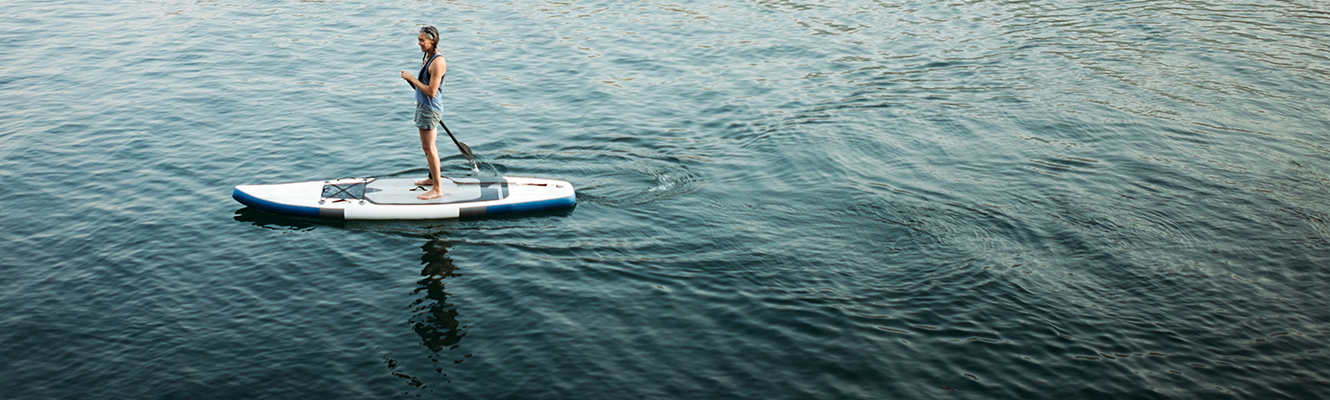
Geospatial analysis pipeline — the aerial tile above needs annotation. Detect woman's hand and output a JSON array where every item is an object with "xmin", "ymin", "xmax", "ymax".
[{"xmin": 400, "ymin": 70, "xmax": 413, "ymax": 81}]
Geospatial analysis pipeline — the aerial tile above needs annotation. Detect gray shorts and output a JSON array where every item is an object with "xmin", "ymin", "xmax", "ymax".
[{"xmin": 414, "ymin": 103, "xmax": 442, "ymax": 130}]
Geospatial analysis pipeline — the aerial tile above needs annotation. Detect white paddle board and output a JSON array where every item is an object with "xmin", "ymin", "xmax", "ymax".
[{"xmin": 233, "ymin": 176, "xmax": 575, "ymax": 220}]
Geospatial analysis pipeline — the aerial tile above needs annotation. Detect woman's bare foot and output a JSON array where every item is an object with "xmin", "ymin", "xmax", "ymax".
[
  {"xmin": 415, "ymin": 179, "xmax": 433, "ymax": 186},
  {"xmin": 417, "ymin": 187, "xmax": 444, "ymax": 200}
]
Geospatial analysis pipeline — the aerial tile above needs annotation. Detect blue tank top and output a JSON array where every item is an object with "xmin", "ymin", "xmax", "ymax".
[{"xmin": 414, "ymin": 54, "xmax": 446, "ymax": 112}]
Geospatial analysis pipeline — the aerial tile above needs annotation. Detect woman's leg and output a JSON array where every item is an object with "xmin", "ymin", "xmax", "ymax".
[
  {"xmin": 417, "ymin": 127, "xmax": 444, "ymax": 200},
  {"xmin": 415, "ymin": 127, "xmax": 440, "ymax": 186}
]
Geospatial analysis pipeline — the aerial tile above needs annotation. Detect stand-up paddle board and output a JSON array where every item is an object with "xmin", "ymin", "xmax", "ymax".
[{"xmin": 233, "ymin": 176, "xmax": 575, "ymax": 220}]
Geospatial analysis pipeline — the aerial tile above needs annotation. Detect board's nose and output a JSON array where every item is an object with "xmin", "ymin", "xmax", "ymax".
[{"xmin": 233, "ymin": 184, "xmax": 285, "ymax": 203}]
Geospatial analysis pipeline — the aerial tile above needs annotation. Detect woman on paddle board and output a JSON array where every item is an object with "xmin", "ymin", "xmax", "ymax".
[{"xmin": 401, "ymin": 25, "xmax": 447, "ymax": 200}]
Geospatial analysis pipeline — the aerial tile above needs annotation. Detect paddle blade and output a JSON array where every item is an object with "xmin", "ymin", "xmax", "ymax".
[
  {"xmin": 457, "ymin": 141, "xmax": 475, "ymax": 162},
  {"xmin": 437, "ymin": 121, "xmax": 477, "ymax": 170}
]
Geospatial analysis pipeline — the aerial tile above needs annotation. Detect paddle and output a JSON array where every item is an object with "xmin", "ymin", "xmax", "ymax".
[{"xmin": 439, "ymin": 121, "xmax": 479, "ymax": 173}]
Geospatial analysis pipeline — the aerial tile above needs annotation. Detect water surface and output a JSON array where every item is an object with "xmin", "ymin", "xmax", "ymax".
[{"xmin": 1, "ymin": 0, "xmax": 1327, "ymax": 398}]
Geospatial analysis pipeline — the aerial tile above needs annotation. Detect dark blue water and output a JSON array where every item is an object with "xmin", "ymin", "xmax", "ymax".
[{"xmin": 2, "ymin": 0, "xmax": 1327, "ymax": 398}]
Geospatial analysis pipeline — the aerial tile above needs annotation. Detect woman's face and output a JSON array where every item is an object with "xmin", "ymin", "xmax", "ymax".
[{"xmin": 417, "ymin": 32, "xmax": 433, "ymax": 53}]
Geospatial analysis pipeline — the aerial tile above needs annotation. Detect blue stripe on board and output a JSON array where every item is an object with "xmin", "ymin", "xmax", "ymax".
[
  {"xmin": 484, "ymin": 195, "xmax": 576, "ymax": 216},
  {"xmin": 232, "ymin": 187, "xmax": 328, "ymax": 219}
]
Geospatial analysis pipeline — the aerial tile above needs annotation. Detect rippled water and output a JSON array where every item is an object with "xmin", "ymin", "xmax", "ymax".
[{"xmin": 2, "ymin": 0, "xmax": 1327, "ymax": 398}]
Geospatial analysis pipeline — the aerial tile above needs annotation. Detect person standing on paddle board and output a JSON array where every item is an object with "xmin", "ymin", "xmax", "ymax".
[{"xmin": 401, "ymin": 25, "xmax": 448, "ymax": 200}]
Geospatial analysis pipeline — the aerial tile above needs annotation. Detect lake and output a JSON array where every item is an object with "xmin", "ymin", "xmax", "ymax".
[{"xmin": 1, "ymin": 0, "xmax": 1327, "ymax": 398}]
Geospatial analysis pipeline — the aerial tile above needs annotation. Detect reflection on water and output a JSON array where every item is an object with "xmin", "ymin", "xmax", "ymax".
[
  {"xmin": 411, "ymin": 236, "xmax": 469, "ymax": 358},
  {"xmin": 231, "ymin": 209, "xmax": 471, "ymax": 388},
  {"xmin": 232, "ymin": 207, "xmax": 328, "ymax": 231},
  {"xmin": 386, "ymin": 235, "xmax": 471, "ymax": 389}
]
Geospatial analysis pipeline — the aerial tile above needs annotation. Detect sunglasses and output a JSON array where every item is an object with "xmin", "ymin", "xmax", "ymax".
[{"xmin": 419, "ymin": 27, "xmax": 438, "ymax": 39}]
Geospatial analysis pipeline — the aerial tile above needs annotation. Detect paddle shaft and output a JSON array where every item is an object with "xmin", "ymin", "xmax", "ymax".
[{"xmin": 438, "ymin": 121, "xmax": 478, "ymax": 171}]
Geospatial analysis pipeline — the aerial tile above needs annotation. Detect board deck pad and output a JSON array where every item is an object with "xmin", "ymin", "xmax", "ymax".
[{"xmin": 324, "ymin": 178, "xmax": 510, "ymax": 205}]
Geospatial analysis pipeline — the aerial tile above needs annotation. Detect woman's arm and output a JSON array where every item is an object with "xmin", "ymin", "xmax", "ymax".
[
  {"xmin": 399, "ymin": 57, "xmax": 447, "ymax": 96},
  {"xmin": 424, "ymin": 58, "xmax": 446, "ymax": 97}
]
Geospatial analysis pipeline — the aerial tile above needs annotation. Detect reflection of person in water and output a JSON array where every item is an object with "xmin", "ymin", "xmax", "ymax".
[
  {"xmin": 383, "ymin": 236, "xmax": 471, "ymax": 391},
  {"xmin": 411, "ymin": 237, "xmax": 468, "ymax": 357}
]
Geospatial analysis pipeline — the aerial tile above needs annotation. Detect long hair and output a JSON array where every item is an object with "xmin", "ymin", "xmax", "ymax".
[{"xmin": 420, "ymin": 26, "xmax": 440, "ymax": 64}]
